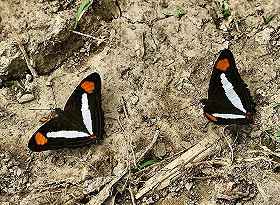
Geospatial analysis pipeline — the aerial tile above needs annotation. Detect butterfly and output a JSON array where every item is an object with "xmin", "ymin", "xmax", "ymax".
[
  {"xmin": 28, "ymin": 73, "xmax": 105, "ymax": 151},
  {"xmin": 202, "ymin": 49, "xmax": 256, "ymax": 125}
]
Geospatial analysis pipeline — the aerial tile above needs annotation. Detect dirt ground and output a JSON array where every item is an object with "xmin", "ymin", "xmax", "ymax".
[{"xmin": 0, "ymin": 0, "xmax": 280, "ymax": 204}]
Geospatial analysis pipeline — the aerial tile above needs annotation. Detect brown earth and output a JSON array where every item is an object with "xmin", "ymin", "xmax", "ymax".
[{"xmin": 0, "ymin": 0, "xmax": 280, "ymax": 204}]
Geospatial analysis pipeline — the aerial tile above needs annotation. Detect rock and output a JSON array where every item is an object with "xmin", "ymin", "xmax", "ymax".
[
  {"xmin": 25, "ymin": 74, "xmax": 32, "ymax": 82},
  {"xmin": 25, "ymin": 83, "xmax": 36, "ymax": 92},
  {"xmin": 154, "ymin": 142, "xmax": 166, "ymax": 158},
  {"xmin": 83, "ymin": 177, "xmax": 112, "ymax": 195},
  {"xmin": 16, "ymin": 169, "xmax": 22, "ymax": 177},
  {"xmin": 144, "ymin": 116, "xmax": 156, "ymax": 127},
  {"xmin": 185, "ymin": 182, "xmax": 193, "ymax": 191},
  {"xmin": 18, "ymin": 94, "xmax": 34, "ymax": 104},
  {"xmin": 130, "ymin": 95, "xmax": 139, "ymax": 105}
]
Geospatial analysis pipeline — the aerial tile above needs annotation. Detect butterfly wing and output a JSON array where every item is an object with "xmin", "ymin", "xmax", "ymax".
[
  {"xmin": 203, "ymin": 49, "xmax": 255, "ymax": 124},
  {"xmin": 28, "ymin": 110, "xmax": 97, "ymax": 151},
  {"xmin": 28, "ymin": 73, "xmax": 104, "ymax": 151},
  {"xmin": 64, "ymin": 73, "xmax": 104, "ymax": 140}
]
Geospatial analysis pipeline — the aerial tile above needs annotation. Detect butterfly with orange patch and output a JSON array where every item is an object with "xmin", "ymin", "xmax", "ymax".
[
  {"xmin": 201, "ymin": 49, "xmax": 255, "ymax": 125},
  {"xmin": 28, "ymin": 73, "xmax": 104, "ymax": 151}
]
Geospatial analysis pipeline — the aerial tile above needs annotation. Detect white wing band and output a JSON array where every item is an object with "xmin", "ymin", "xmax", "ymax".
[
  {"xmin": 220, "ymin": 73, "xmax": 246, "ymax": 113},
  {"xmin": 47, "ymin": 131, "xmax": 90, "ymax": 138},
  {"xmin": 81, "ymin": 93, "xmax": 93, "ymax": 135},
  {"xmin": 212, "ymin": 113, "xmax": 246, "ymax": 119}
]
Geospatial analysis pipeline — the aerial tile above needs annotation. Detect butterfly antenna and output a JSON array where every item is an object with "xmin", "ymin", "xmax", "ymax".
[{"xmin": 29, "ymin": 108, "xmax": 53, "ymax": 111}]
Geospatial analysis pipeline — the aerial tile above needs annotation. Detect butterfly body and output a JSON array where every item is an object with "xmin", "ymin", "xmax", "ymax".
[
  {"xmin": 202, "ymin": 49, "xmax": 255, "ymax": 125},
  {"xmin": 28, "ymin": 73, "xmax": 104, "ymax": 151}
]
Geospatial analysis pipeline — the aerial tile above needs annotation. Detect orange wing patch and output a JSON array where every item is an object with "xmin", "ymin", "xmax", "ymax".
[
  {"xmin": 39, "ymin": 117, "xmax": 49, "ymax": 123},
  {"xmin": 34, "ymin": 132, "xmax": 48, "ymax": 145},
  {"xmin": 246, "ymin": 112, "xmax": 252, "ymax": 119},
  {"xmin": 205, "ymin": 113, "xmax": 218, "ymax": 122},
  {"xmin": 90, "ymin": 136, "xmax": 97, "ymax": 139},
  {"xmin": 81, "ymin": 81, "xmax": 95, "ymax": 94},
  {"xmin": 215, "ymin": 58, "xmax": 230, "ymax": 71}
]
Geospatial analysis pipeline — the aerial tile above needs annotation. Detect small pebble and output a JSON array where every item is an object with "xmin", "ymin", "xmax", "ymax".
[
  {"xmin": 154, "ymin": 142, "xmax": 166, "ymax": 158},
  {"xmin": 25, "ymin": 83, "xmax": 36, "ymax": 92},
  {"xmin": 18, "ymin": 94, "xmax": 34, "ymax": 104},
  {"xmin": 45, "ymin": 81, "xmax": 52, "ymax": 86},
  {"xmin": 26, "ymin": 74, "xmax": 32, "ymax": 82},
  {"xmin": 16, "ymin": 169, "xmax": 22, "ymax": 176},
  {"xmin": 130, "ymin": 95, "xmax": 139, "ymax": 105}
]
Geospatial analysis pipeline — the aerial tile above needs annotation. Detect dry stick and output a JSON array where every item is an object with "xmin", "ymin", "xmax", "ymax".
[
  {"xmin": 128, "ymin": 184, "xmax": 136, "ymax": 205},
  {"xmin": 88, "ymin": 130, "xmax": 160, "ymax": 205},
  {"xmin": 121, "ymin": 96, "xmax": 130, "ymax": 120},
  {"xmin": 117, "ymin": 116, "xmax": 137, "ymax": 168},
  {"xmin": 157, "ymin": 141, "xmax": 218, "ymax": 191},
  {"xmin": 260, "ymin": 145, "xmax": 280, "ymax": 158},
  {"xmin": 7, "ymin": 24, "xmax": 38, "ymax": 78},
  {"xmin": 71, "ymin": 30, "xmax": 105, "ymax": 45},
  {"xmin": 225, "ymin": 137, "xmax": 234, "ymax": 163},
  {"xmin": 135, "ymin": 128, "xmax": 222, "ymax": 199}
]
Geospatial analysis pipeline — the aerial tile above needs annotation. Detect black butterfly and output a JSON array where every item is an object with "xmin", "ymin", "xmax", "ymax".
[
  {"xmin": 202, "ymin": 49, "xmax": 256, "ymax": 125},
  {"xmin": 28, "ymin": 73, "xmax": 104, "ymax": 151}
]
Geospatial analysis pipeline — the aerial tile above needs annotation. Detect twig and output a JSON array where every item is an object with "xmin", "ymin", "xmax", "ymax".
[
  {"xmin": 6, "ymin": 23, "xmax": 38, "ymax": 78},
  {"xmin": 121, "ymin": 96, "xmax": 130, "ymax": 120},
  {"xmin": 71, "ymin": 30, "xmax": 105, "ymax": 45},
  {"xmin": 226, "ymin": 137, "xmax": 234, "ymax": 163},
  {"xmin": 260, "ymin": 145, "xmax": 280, "ymax": 158},
  {"xmin": 117, "ymin": 116, "xmax": 126, "ymax": 132},
  {"xmin": 237, "ymin": 156, "xmax": 273, "ymax": 163},
  {"xmin": 135, "ymin": 128, "xmax": 223, "ymax": 199},
  {"xmin": 191, "ymin": 159, "xmax": 230, "ymax": 167},
  {"xmin": 117, "ymin": 116, "xmax": 137, "ymax": 167},
  {"xmin": 191, "ymin": 175, "xmax": 219, "ymax": 180},
  {"xmin": 135, "ymin": 31, "xmax": 145, "ymax": 59},
  {"xmin": 128, "ymin": 184, "xmax": 136, "ymax": 205}
]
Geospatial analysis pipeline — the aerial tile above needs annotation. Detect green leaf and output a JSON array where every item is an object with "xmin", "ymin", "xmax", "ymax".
[
  {"xmin": 233, "ymin": 17, "xmax": 240, "ymax": 32},
  {"xmin": 74, "ymin": 0, "xmax": 92, "ymax": 29},
  {"xmin": 276, "ymin": 132, "xmax": 280, "ymax": 137},
  {"xmin": 178, "ymin": 9, "xmax": 185, "ymax": 15},
  {"xmin": 139, "ymin": 156, "xmax": 159, "ymax": 169},
  {"xmin": 273, "ymin": 103, "xmax": 279, "ymax": 108},
  {"xmin": 173, "ymin": 9, "xmax": 184, "ymax": 17},
  {"xmin": 173, "ymin": 11, "xmax": 180, "ymax": 16},
  {"xmin": 265, "ymin": 13, "xmax": 275, "ymax": 24},
  {"xmin": 265, "ymin": 126, "xmax": 273, "ymax": 131}
]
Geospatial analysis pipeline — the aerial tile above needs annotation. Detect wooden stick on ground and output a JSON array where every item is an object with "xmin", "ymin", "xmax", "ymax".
[
  {"xmin": 6, "ymin": 23, "xmax": 38, "ymax": 78},
  {"xmin": 135, "ymin": 128, "xmax": 223, "ymax": 199}
]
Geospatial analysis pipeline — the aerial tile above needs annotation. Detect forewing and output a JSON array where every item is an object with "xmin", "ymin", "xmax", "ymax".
[
  {"xmin": 64, "ymin": 72, "xmax": 104, "ymax": 139},
  {"xmin": 204, "ymin": 49, "xmax": 255, "ymax": 124}
]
